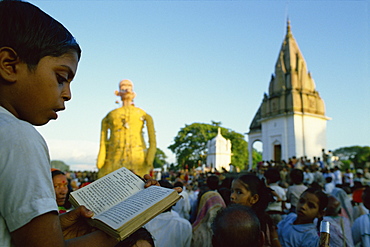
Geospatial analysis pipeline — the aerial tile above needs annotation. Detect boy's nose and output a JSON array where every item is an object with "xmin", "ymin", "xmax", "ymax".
[{"xmin": 62, "ymin": 85, "xmax": 72, "ymax": 101}]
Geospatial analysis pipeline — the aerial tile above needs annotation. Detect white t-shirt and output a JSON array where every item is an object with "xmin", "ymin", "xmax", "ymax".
[
  {"xmin": 286, "ymin": 184, "xmax": 307, "ymax": 208},
  {"xmin": 172, "ymin": 189, "xmax": 191, "ymax": 220},
  {"xmin": 145, "ymin": 210, "xmax": 192, "ymax": 247},
  {"xmin": 0, "ymin": 107, "xmax": 58, "ymax": 246}
]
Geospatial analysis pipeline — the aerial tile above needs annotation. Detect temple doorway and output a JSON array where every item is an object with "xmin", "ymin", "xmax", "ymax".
[{"xmin": 274, "ymin": 144, "xmax": 281, "ymax": 162}]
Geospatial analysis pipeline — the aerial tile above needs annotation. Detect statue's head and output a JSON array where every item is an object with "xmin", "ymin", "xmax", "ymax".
[{"xmin": 115, "ymin": 79, "xmax": 136, "ymax": 102}]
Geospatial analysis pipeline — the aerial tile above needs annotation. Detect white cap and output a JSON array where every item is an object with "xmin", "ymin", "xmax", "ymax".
[{"xmin": 357, "ymin": 169, "xmax": 364, "ymax": 174}]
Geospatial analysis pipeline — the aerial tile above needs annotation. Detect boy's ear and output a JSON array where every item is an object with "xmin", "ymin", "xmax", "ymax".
[{"xmin": 0, "ymin": 47, "xmax": 20, "ymax": 83}]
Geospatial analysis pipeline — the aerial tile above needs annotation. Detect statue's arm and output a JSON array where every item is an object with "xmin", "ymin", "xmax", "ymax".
[
  {"xmin": 97, "ymin": 116, "xmax": 108, "ymax": 169},
  {"xmin": 145, "ymin": 113, "xmax": 156, "ymax": 166}
]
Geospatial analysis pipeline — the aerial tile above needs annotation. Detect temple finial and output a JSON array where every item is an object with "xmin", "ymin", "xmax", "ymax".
[{"xmin": 286, "ymin": 18, "xmax": 292, "ymax": 37}]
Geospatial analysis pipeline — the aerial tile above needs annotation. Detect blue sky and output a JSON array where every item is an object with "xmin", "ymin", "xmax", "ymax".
[{"xmin": 32, "ymin": 0, "xmax": 369, "ymax": 171}]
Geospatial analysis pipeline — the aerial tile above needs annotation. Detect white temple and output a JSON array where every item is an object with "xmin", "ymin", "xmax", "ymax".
[
  {"xmin": 207, "ymin": 128, "xmax": 232, "ymax": 172},
  {"xmin": 247, "ymin": 21, "xmax": 330, "ymax": 169}
]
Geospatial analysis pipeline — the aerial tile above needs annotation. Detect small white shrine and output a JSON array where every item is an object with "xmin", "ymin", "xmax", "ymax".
[{"xmin": 206, "ymin": 128, "xmax": 232, "ymax": 172}]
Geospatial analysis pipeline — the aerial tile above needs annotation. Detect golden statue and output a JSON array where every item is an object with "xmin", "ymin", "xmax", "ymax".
[{"xmin": 97, "ymin": 79, "xmax": 156, "ymax": 178}]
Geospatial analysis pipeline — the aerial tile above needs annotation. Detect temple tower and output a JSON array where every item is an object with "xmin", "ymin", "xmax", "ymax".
[
  {"xmin": 248, "ymin": 21, "xmax": 330, "ymax": 169},
  {"xmin": 207, "ymin": 128, "xmax": 232, "ymax": 172}
]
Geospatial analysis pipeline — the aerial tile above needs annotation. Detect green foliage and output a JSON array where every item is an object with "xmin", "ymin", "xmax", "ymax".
[
  {"xmin": 252, "ymin": 150, "xmax": 263, "ymax": 170},
  {"xmin": 339, "ymin": 160, "xmax": 352, "ymax": 170},
  {"xmin": 153, "ymin": 148, "xmax": 167, "ymax": 168},
  {"xmin": 333, "ymin": 146, "xmax": 370, "ymax": 169},
  {"xmin": 168, "ymin": 122, "xmax": 250, "ymax": 170}
]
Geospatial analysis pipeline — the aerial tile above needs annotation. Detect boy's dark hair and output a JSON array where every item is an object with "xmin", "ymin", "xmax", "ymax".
[
  {"xmin": 290, "ymin": 169, "xmax": 304, "ymax": 184},
  {"xmin": 207, "ymin": 175, "xmax": 219, "ymax": 190},
  {"xmin": 264, "ymin": 168, "xmax": 281, "ymax": 183},
  {"xmin": 0, "ymin": 0, "xmax": 81, "ymax": 70},
  {"xmin": 158, "ymin": 180, "xmax": 174, "ymax": 189},
  {"xmin": 212, "ymin": 204, "xmax": 261, "ymax": 247},
  {"xmin": 173, "ymin": 181, "xmax": 183, "ymax": 188}
]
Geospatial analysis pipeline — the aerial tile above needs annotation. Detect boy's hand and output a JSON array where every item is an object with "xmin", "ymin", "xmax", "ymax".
[
  {"xmin": 60, "ymin": 206, "xmax": 95, "ymax": 239},
  {"xmin": 143, "ymin": 174, "xmax": 182, "ymax": 193}
]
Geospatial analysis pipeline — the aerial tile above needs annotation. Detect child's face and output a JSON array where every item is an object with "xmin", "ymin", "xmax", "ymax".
[
  {"xmin": 295, "ymin": 192, "xmax": 321, "ymax": 224},
  {"xmin": 230, "ymin": 179, "xmax": 259, "ymax": 207},
  {"xmin": 12, "ymin": 52, "xmax": 78, "ymax": 125}
]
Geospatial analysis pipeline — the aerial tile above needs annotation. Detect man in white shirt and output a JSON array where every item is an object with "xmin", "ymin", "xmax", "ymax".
[
  {"xmin": 333, "ymin": 166, "xmax": 343, "ymax": 185},
  {"xmin": 265, "ymin": 168, "xmax": 287, "ymax": 226},
  {"xmin": 172, "ymin": 181, "xmax": 191, "ymax": 220},
  {"xmin": 145, "ymin": 180, "xmax": 192, "ymax": 247}
]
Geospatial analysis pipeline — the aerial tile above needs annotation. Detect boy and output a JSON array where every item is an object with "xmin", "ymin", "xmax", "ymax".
[
  {"xmin": 0, "ymin": 1, "xmax": 160, "ymax": 246},
  {"xmin": 286, "ymin": 169, "xmax": 307, "ymax": 213},
  {"xmin": 265, "ymin": 168, "xmax": 287, "ymax": 226}
]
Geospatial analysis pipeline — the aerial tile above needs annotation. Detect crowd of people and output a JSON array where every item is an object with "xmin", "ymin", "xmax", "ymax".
[{"xmin": 53, "ymin": 157, "xmax": 370, "ymax": 247}]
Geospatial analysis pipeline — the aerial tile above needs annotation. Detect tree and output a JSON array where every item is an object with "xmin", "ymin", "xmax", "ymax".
[
  {"xmin": 153, "ymin": 148, "xmax": 167, "ymax": 168},
  {"xmin": 333, "ymin": 146, "xmax": 370, "ymax": 169},
  {"xmin": 168, "ymin": 122, "xmax": 254, "ymax": 171}
]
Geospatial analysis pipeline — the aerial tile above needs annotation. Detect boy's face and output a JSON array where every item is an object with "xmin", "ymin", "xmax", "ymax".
[
  {"xmin": 13, "ymin": 52, "xmax": 78, "ymax": 125},
  {"xmin": 295, "ymin": 192, "xmax": 321, "ymax": 224}
]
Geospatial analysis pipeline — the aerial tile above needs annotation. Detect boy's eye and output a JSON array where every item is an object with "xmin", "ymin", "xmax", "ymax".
[
  {"xmin": 231, "ymin": 189, "xmax": 242, "ymax": 195},
  {"xmin": 233, "ymin": 189, "xmax": 242, "ymax": 195},
  {"xmin": 308, "ymin": 202, "xmax": 316, "ymax": 208},
  {"xmin": 56, "ymin": 74, "xmax": 67, "ymax": 84}
]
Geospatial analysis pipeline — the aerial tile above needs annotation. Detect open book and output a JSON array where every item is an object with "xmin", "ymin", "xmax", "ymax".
[{"xmin": 69, "ymin": 167, "xmax": 181, "ymax": 241}]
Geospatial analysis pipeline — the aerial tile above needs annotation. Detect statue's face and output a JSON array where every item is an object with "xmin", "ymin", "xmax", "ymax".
[
  {"xmin": 117, "ymin": 79, "xmax": 136, "ymax": 101},
  {"xmin": 119, "ymin": 79, "xmax": 133, "ymax": 93}
]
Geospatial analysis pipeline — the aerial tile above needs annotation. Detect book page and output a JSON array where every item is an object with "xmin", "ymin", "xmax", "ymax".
[
  {"xmin": 94, "ymin": 185, "xmax": 175, "ymax": 229},
  {"xmin": 70, "ymin": 167, "xmax": 144, "ymax": 215}
]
